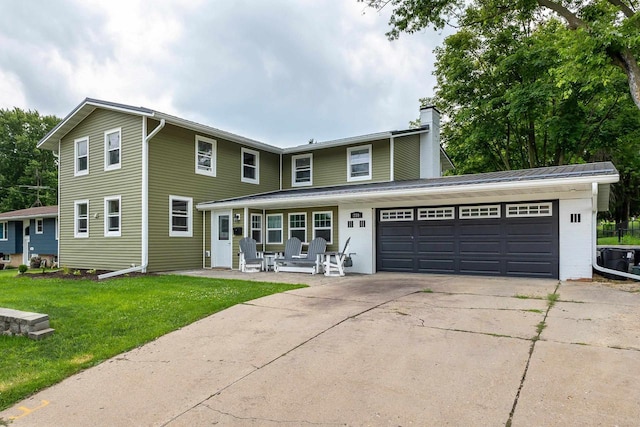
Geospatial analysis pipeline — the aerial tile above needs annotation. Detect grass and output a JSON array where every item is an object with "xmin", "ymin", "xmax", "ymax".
[
  {"xmin": 0, "ymin": 270, "xmax": 305, "ymax": 410},
  {"xmin": 597, "ymin": 235, "xmax": 640, "ymax": 245}
]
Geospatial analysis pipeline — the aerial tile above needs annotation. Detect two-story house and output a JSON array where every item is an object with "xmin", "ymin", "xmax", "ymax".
[{"xmin": 38, "ymin": 98, "xmax": 618, "ymax": 280}]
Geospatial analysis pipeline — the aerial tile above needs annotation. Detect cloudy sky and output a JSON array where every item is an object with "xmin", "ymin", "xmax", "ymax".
[{"xmin": 0, "ymin": 0, "xmax": 447, "ymax": 147}]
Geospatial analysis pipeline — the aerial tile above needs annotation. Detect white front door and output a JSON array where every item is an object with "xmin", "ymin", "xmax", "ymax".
[
  {"xmin": 212, "ymin": 211, "xmax": 232, "ymax": 268},
  {"xmin": 23, "ymin": 221, "xmax": 30, "ymax": 265}
]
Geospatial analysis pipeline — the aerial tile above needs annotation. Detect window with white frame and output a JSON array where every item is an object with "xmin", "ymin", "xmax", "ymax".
[
  {"xmin": 347, "ymin": 145, "xmax": 372, "ymax": 181},
  {"xmin": 289, "ymin": 213, "xmax": 307, "ymax": 242},
  {"xmin": 104, "ymin": 128, "xmax": 121, "ymax": 170},
  {"xmin": 313, "ymin": 211, "xmax": 332, "ymax": 243},
  {"xmin": 250, "ymin": 213, "xmax": 263, "ymax": 243},
  {"xmin": 169, "ymin": 196, "xmax": 193, "ymax": 237},
  {"xmin": 506, "ymin": 203, "xmax": 552, "ymax": 217},
  {"xmin": 0, "ymin": 221, "xmax": 7, "ymax": 241},
  {"xmin": 418, "ymin": 207, "xmax": 455, "ymax": 220},
  {"xmin": 74, "ymin": 200, "xmax": 89, "ymax": 238},
  {"xmin": 241, "ymin": 148, "xmax": 259, "ymax": 184},
  {"xmin": 380, "ymin": 209, "xmax": 414, "ymax": 221},
  {"xmin": 74, "ymin": 137, "xmax": 89, "ymax": 176},
  {"xmin": 104, "ymin": 196, "xmax": 121, "ymax": 237},
  {"xmin": 266, "ymin": 214, "xmax": 283, "ymax": 244},
  {"xmin": 195, "ymin": 135, "xmax": 217, "ymax": 176},
  {"xmin": 459, "ymin": 205, "xmax": 501, "ymax": 219},
  {"xmin": 292, "ymin": 154, "xmax": 312, "ymax": 186},
  {"xmin": 35, "ymin": 218, "xmax": 44, "ymax": 234}
]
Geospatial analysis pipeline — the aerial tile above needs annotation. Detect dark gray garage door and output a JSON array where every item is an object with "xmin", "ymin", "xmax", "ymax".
[{"xmin": 376, "ymin": 201, "xmax": 559, "ymax": 278}]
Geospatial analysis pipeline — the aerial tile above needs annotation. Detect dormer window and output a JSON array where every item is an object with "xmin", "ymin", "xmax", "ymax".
[{"xmin": 347, "ymin": 144, "xmax": 372, "ymax": 182}]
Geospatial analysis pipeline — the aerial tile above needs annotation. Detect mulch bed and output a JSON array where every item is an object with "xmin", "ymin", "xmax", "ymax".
[{"xmin": 25, "ymin": 269, "xmax": 152, "ymax": 281}]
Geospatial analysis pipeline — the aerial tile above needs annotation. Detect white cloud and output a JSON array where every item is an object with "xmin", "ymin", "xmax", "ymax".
[{"xmin": 0, "ymin": 0, "xmax": 447, "ymax": 145}]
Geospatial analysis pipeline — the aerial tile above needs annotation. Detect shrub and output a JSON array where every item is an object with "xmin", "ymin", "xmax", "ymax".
[{"xmin": 18, "ymin": 264, "xmax": 28, "ymax": 274}]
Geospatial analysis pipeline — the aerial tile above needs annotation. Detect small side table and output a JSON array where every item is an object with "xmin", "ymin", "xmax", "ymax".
[{"xmin": 263, "ymin": 252, "xmax": 278, "ymax": 271}]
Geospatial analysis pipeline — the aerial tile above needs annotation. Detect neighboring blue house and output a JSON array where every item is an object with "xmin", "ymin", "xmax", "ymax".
[{"xmin": 0, "ymin": 206, "xmax": 58, "ymax": 268}]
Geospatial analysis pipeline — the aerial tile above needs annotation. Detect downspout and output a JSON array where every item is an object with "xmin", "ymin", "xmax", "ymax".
[
  {"xmin": 202, "ymin": 211, "xmax": 206, "ymax": 269},
  {"xmin": 56, "ymin": 141, "xmax": 60, "ymax": 266},
  {"xmin": 279, "ymin": 152, "xmax": 283, "ymax": 190},
  {"xmin": 389, "ymin": 135, "xmax": 395, "ymax": 181},
  {"xmin": 591, "ymin": 182, "xmax": 640, "ymax": 280},
  {"xmin": 100, "ymin": 117, "xmax": 165, "ymax": 281}
]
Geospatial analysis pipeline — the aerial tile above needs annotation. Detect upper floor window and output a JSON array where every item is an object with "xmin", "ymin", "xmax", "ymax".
[
  {"xmin": 104, "ymin": 196, "xmax": 121, "ymax": 237},
  {"xmin": 347, "ymin": 144, "xmax": 372, "ymax": 182},
  {"xmin": 195, "ymin": 135, "xmax": 217, "ymax": 176},
  {"xmin": 250, "ymin": 213, "xmax": 263, "ymax": 243},
  {"xmin": 169, "ymin": 195, "xmax": 193, "ymax": 237},
  {"xmin": 241, "ymin": 148, "xmax": 259, "ymax": 184},
  {"xmin": 289, "ymin": 213, "xmax": 307, "ymax": 242},
  {"xmin": 0, "ymin": 221, "xmax": 7, "ymax": 241},
  {"xmin": 104, "ymin": 128, "xmax": 121, "ymax": 170},
  {"xmin": 292, "ymin": 154, "xmax": 312, "ymax": 187},
  {"xmin": 266, "ymin": 214, "xmax": 283, "ymax": 244},
  {"xmin": 74, "ymin": 137, "xmax": 89, "ymax": 176},
  {"xmin": 313, "ymin": 211, "xmax": 332, "ymax": 244},
  {"xmin": 74, "ymin": 200, "xmax": 89, "ymax": 238},
  {"xmin": 35, "ymin": 218, "xmax": 44, "ymax": 234}
]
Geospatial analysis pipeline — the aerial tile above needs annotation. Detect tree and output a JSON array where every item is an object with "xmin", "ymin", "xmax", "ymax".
[
  {"xmin": 361, "ymin": 0, "xmax": 640, "ymax": 111},
  {"xmin": 0, "ymin": 108, "xmax": 60, "ymax": 212}
]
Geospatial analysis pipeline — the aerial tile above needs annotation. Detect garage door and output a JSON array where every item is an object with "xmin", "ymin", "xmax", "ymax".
[{"xmin": 376, "ymin": 201, "xmax": 559, "ymax": 278}]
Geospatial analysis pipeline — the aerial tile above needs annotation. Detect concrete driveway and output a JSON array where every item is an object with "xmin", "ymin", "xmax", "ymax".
[{"xmin": 2, "ymin": 272, "xmax": 639, "ymax": 426}]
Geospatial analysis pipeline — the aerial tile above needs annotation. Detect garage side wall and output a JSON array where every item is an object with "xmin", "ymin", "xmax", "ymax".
[
  {"xmin": 338, "ymin": 207, "xmax": 374, "ymax": 274},
  {"xmin": 559, "ymin": 198, "xmax": 593, "ymax": 280}
]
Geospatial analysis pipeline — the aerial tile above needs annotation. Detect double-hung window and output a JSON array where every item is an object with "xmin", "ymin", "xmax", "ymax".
[
  {"xmin": 288, "ymin": 213, "xmax": 307, "ymax": 242},
  {"xmin": 75, "ymin": 137, "xmax": 89, "ymax": 176},
  {"xmin": 35, "ymin": 218, "xmax": 44, "ymax": 234},
  {"xmin": 195, "ymin": 136, "xmax": 217, "ymax": 176},
  {"xmin": 241, "ymin": 148, "xmax": 259, "ymax": 184},
  {"xmin": 250, "ymin": 214, "xmax": 263, "ymax": 243},
  {"xmin": 104, "ymin": 196, "xmax": 121, "ymax": 237},
  {"xmin": 0, "ymin": 221, "xmax": 7, "ymax": 241},
  {"xmin": 74, "ymin": 200, "xmax": 89, "ymax": 238},
  {"xmin": 104, "ymin": 128, "xmax": 121, "ymax": 170},
  {"xmin": 292, "ymin": 154, "xmax": 312, "ymax": 187},
  {"xmin": 266, "ymin": 214, "xmax": 283, "ymax": 244},
  {"xmin": 347, "ymin": 144, "xmax": 372, "ymax": 181},
  {"xmin": 169, "ymin": 196, "xmax": 192, "ymax": 237},
  {"xmin": 313, "ymin": 211, "xmax": 332, "ymax": 243}
]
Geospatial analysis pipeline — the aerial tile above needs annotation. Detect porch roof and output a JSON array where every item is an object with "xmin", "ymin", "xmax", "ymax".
[
  {"xmin": 196, "ymin": 162, "xmax": 619, "ymax": 210},
  {"xmin": 0, "ymin": 206, "xmax": 58, "ymax": 221}
]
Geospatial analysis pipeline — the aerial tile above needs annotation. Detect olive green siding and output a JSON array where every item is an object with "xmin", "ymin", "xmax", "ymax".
[
  {"xmin": 58, "ymin": 110, "xmax": 143, "ymax": 270},
  {"xmin": 282, "ymin": 139, "xmax": 391, "ymax": 189},
  {"xmin": 147, "ymin": 123, "xmax": 280, "ymax": 272},
  {"xmin": 393, "ymin": 135, "xmax": 421, "ymax": 181}
]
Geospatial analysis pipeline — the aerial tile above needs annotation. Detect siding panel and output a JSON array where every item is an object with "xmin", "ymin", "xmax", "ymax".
[{"xmin": 394, "ymin": 134, "xmax": 420, "ymax": 181}]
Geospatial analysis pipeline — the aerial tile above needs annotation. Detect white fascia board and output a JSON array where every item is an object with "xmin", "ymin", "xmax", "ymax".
[
  {"xmin": 0, "ymin": 213, "xmax": 58, "ymax": 221},
  {"xmin": 283, "ymin": 132, "xmax": 393, "ymax": 154},
  {"xmin": 196, "ymin": 173, "xmax": 619, "ymax": 211},
  {"xmin": 154, "ymin": 112, "xmax": 281, "ymax": 154}
]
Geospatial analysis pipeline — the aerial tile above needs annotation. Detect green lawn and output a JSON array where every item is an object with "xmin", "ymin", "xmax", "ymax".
[
  {"xmin": 0, "ymin": 270, "xmax": 305, "ymax": 410},
  {"xmin": 597, "ymin": 235, "xmax": 640, "ymax": 245}
]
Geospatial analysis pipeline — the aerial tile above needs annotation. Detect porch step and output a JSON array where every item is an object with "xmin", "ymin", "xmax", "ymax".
[
  {"xmin": 0, "ymin": 308, "xmax": 55, "ymax": 340},
  {"xmin": 28, "ymin": 328, "xmax": 56, "ymax": 340}
]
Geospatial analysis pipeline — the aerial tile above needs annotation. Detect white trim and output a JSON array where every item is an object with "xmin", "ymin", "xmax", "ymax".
[
  {"xmin": 291, "ymin": 153, "xmax": 313, "ymax": 187},
  {"xmin": 313, "ymin": 211, "xmax": 333, "ymax": 244},
  {"xmin": 266, "ymin": 213, "xmax": 283, "ymax": 244},
  {"xmin": 74, "ymin": 136, "xmax": 89, "ymax": 177},
  {"xmin": 241, "ymin": 147, "xmax": 260, "ymax": 184},
  {"xmin": 250, "ymin": 213, "xmax": 263, "ymax": 243},
  {"xmin": 506, "ymin": 202, "xmax": 553, "ymax": 217},
  {"xmin": 0, "ymin": 221, "xmax": 7, "ymax": 241},
  {"xmin": 35, "ymin": 218, "xmax": 44, "ymax": 234},
  {"xmin": 169, "ymin": 195, "xmax": 193, "ymax": 237},
  {"xmin": 55, "ymin": 217, "xmax": 58, "ymax": 240},
  {"xmin": 418, "ymin": 207, "xmax": 455, "ymax": 220},
  {"xmin": 459, "ymin": 204, "xmax": 501, "ymax": 219},
  {"xmin": 389, "ymin": 136, "xmax": 395, "ymax": 181},
  {"xmin": 347, "ymin": 144, "xmax": 372, "ymax": 182},
  {"xmin": 195, "ymin": 135, "xmax": 217, "ymax": 177},
  {"xmin": 104, "ymin": 127, "xmax": 122, "ymax": 171},
  {"xmin": 74, "ymin": 199, "xmax": 89, "ymax": 238},
  {"xmin": 104, "ymin": 195, "xmax": 122, "ymax": 237},
  {"xmin": 288, "ymin": 212, "xmax": 307, "ymax": 243}
]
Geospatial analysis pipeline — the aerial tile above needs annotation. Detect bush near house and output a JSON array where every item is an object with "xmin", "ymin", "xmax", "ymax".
[{"xmin": 0, "ymin": 271, "xmax": 305, "ymax": 410}]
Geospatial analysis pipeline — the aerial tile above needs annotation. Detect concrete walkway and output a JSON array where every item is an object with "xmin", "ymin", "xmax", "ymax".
[{"xmin": 2, "ymin": 272, "xmax": 639, "ymax": 426}]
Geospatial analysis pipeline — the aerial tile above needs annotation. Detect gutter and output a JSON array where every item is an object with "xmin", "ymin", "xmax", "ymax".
[{"xmin": 590, "ymin": 183, "xmax": 640, "ymax": 280}]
